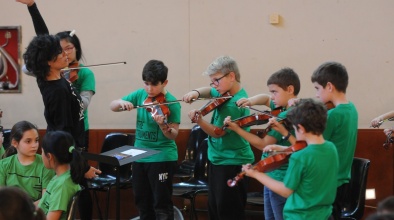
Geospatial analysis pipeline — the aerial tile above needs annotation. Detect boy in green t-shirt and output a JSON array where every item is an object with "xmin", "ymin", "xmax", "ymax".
[
  {"xmin": 225, "ymin": 67, "xmax": 300, "ymax": 220},
  {"xmin": 311, "ymin": 61, "xmax": 358, "ymax": 219},
  {"xmin": 243, "ymin": 98, "xmax": 339, "ymax": 220},
  {"xmin": 110, "ymin": 60, "xmax": 181, "ymax": 219}
]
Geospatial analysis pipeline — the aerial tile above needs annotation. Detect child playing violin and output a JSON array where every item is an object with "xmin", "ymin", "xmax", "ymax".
[
  {"xmin": 182, "ymin": 55, "xmax": 254, "ymax": 220},
  {"xmin": 311, "ymin": 61, "xmax": 358, "ymax": 220},
  {"xmin": 225, "ymin": 67, "xmax": 300, "ymax": 220},
  {"xmin": 110, "ymin": 60, "xmax": 181, "ymax": 219},
  {"xmin": 242, "ymin": 98, "xmax": 339, "ymax": 220}
]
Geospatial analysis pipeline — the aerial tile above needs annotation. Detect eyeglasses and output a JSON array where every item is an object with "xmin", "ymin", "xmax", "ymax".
[
  {"xmin": 63, "ymin": 46, "xmax": 75, "ymax": 53},
  {"xmin": 210, "ymin": 72, "xmax": 230, "ymax": 87}
]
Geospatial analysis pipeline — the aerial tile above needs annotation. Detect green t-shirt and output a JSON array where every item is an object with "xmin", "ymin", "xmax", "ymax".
[
  {"xmin": 283, "ymin": 141, "xmax": 338, "ymax": 220},
  {"xmin": 323, "ymin": 102, "xmax": 358, "ymax": 186},
  {"xmin": 122, "ymin": 88, "xmax": 181, "ymax": 162},
  {"xmin": 38, "ymin": 170, "xmax": 81, "ymax": 220},
  {"xmin": 0, "ymin": 154, "xmax": 55, "ymax": 201},
  {"xmin": 0, "ymin": 145, "xmax": 4, "ymax": 158},
  {"xmin": 263, "ymin": 103, "xmax": 293, "ymax": 181},
  {"xmin": 208, "ymin": 88, "xmax": 254, "ymax": 165},
  {"xmin": 72, "ymin": 64, "xmax": 96, "ymax": 130}
]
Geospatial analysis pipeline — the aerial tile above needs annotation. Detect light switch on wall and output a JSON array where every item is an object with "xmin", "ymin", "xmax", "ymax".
[{"xmin": 269, "ymin": 14, "xmax": 280, "ymax": 24}]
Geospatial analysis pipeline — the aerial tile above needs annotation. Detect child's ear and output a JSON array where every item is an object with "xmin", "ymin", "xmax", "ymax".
[
  {"xmin": 326, "ymin": 82, "xmax": 334, "ymax": 92},
  {"xmin": 297, "ymin": 124, "xmax": 306, "ymax": 134},
  {"xmin": 287, "ymin": 85, "xmax": 295, "ymax": 95},
  {"xmin": 11, "ymin": 139, "xmax": 18, "ymax": 148},
  {"xmin": 162, "ymin": 80, "xmax": 168, "ymax": 87}
]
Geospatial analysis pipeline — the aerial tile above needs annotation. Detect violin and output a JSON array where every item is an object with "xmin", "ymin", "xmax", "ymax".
[
  {"xmin": 192, "ymin": 92, "xmax": 232, "ymax": 123},
  {"xmin": 383, "ymin": 131, "xmax": 393, "ymax": 149},
  {"xmin": 227, "ymin": 140, "xmax": 307, "ymax": 187},
  {"xmin": 214, "ymin": 107, "xmax": 283, "ymax": 135},
  {"xmin": 256, "ymin": 117, "xmax": 291, "ymax": 138},
  {"xmin": 325, "ymin": 101, "xmax": 335, "ymax": 110},
  {"xmin": 143, "ymin": 93, "xmax": 171, "ymax": 131},
  {"xmin": 62, "ymin": 61, "xmax": 79, "ymax": 83}
]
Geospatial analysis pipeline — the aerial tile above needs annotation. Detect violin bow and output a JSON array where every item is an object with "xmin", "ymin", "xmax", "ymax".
[
  {"xmin": 62, "ymin": 61, "xmax": 127, "ymax": 71},
  {"xmin": 119, "ymin": 96, "xmax": 233, "ymax": 111},
  {"xmin": 243, "ymin": 106, "xmax": 285, "ymax": 121},
  {"xmin": 376, "ymin": 116, "xmax": 394, "ymax": 128}
]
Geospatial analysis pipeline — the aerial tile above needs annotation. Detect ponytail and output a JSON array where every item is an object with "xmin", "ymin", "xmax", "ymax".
[{"xmin": 42, "ymin": 131, "xmax": 86, "ymax": 184}]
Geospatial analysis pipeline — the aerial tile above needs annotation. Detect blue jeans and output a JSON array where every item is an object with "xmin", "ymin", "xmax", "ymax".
[{"xmin": 264, "ymin": 186, "xmax": 286, "ymax": 220}]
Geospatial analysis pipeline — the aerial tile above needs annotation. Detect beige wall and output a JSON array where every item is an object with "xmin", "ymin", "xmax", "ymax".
[{"xmin": 1, "ymin": 0, "xmax": 393, "ymax": 129}]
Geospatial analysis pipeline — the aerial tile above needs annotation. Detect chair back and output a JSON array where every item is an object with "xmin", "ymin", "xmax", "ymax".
[
  {"xmin": 192, "ymin": 138, "xmax": 209, "ymax": 182},
  {"xmin": 66, "ymin": 190, "xmax": 81, "ymax": 220},
  {"xmin": 185, "ymin": 125, "xmax": 208, "ymax": 161},
  {"xmin": 341, "ymin": 157, "xmax": 370, "ymax": 220},
  {"xmin": 99, "ymin": 133, "xmax": 135, "ymax": 179},
  {"xmin": 2, "ymin": 129, "xmax": 11, "ymax": 150}
]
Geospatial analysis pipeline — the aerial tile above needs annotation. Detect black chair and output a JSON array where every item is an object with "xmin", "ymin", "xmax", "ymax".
[
  {"xmin": 341, "ymin": 157, "xmax": 370, "ymax": 220},
  {"xmin": 87, "ymin": 132, "xmax": 135, "ymax": 220},
  {"xmin": 2, "ymin": 129, "xmax": 11, "ymax": 150},
  {"xmin": 66, "ymin": 189, "xmax": 81, "ymax": 220},
  {"xmin": 245, "ymin": 190, "xmax": 264, "ymax": 216},
  {"xmin": 174, "ymin": 125, "xmax": 208, "ymax": 180},
  {"xmin": 173, "ymin": 138, "xmax": 210, "ymax": 220}
]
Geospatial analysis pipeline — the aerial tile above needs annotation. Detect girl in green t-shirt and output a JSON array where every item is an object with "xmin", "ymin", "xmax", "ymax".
[
  {"xmin": 39, "ymin": 131, "xmax": 84, "ymax": 220},
  {"xmin": 0, "ymin": 121, "xmax": 54, "ymax": 206}
]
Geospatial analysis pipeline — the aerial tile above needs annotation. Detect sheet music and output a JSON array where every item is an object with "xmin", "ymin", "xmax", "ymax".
[{"xmin": 121, "ymin": 148, "xmax": 146, "ymax": 157}]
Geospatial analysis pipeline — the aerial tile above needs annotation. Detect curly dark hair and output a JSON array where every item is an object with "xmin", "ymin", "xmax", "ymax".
[{"xmin": 23, "ymin": 35, "xmax": 63, "ymax": 82}]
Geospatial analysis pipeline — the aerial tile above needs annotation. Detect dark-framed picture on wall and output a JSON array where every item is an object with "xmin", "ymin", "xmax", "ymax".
[{"xmin": 0, "ymin": 26, "xmax": 22, "ymax": 93}]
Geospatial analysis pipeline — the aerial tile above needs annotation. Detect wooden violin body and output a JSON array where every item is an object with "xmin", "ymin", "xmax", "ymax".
[
  {"xmin": 227, "ymin": 140, "xmax": 307, "ymax": 187},
  {"xmin": 62, "ymin": 62, "xmax": 79, "ymax": 83},
  {"xmin": 215, "ymin": 107, "xmax": 283, "ymax": 135},
  {"xmin": 192, "ymin": 92, "xmax": 231, "ymax": 123},
  {"xmin": 144, "ymin": 93, "xmax": 170, "ymax": 118}
]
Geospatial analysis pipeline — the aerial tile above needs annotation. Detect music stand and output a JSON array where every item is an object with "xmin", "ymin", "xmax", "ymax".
[{"xmin": 82, "ymin": 145, "xmax": 160, "ymax": 220}]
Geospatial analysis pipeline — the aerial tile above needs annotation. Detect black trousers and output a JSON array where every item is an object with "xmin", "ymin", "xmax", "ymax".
[
  {"xmin": 132, "ymin": 161, "xmax": 177, "ymax": 220},
  {"xmin": 332, "ymin": 183, "xmax": 349, "ymax": 220},
  {"xmin": 208, "ymin": 164, "xmax": 248, "ymax": 220}
]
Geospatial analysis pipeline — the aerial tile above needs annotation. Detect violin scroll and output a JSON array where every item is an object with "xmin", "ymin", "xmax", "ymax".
[{"xmin": 191, "ymin": 92, "xmax": 232, "ymax": 123}]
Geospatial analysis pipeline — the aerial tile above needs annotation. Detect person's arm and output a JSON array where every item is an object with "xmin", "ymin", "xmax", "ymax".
[
  {"xmin": 182, "ymin": 87, "xmax": 212, "ymax": 103},
  {"xmin": 371, "ymin": 111, "xmax": 394, "ymax": 128},
  {"xmin": 243, "ymin": 164, "xmax": 293, "ymax": 198},
  {"xmin": 224, "ymin": 116, "xmax": 277, "ymax": 150},
  {"xmin": 80, "ymin": 91, "xmax": 94, "ymax": 111},
  {"xmin": 17, "ymin": 0, "xmax": 49, "ymax": 35},
  {"xmin": 237, "ymin": 94, "xmax": 271, "ymax": 107},
  {"xmin": 109, "ymin": 99, "xmax": 134, "ymax": 112}
]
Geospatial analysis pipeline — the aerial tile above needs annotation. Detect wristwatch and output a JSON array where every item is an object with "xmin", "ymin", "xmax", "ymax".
[{"xmin": 282, "ymin": 132, "xmax": 291, "ymax": 141}]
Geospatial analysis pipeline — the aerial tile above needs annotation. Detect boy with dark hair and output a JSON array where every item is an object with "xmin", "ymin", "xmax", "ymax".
[
  {"xmin": 110, "ymin": 60, "xmax": 181, "ymax": 219},
  {"xmin": 242, "ymin": 98, "xmax": 339, "ymax": 220},
  {"xmin": 226, "ymin": 67, "xmax": 300, "ymax": 220},
  {"xmin": 311, "ymin": 61, "xmax": 358, "ymax": 219}
]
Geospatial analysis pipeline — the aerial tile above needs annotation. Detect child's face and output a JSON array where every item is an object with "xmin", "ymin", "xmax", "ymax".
[
  {"xmin": 209, "ymin": 72, "xmax": 231, "ymax": 95},
  {"xmin": 48, "ymin": 49, "xmax": 69, "ymax": 70},
  {"xmin": 144, "ymin": 80, "xmax": 168, "ymax": 97},
  {"xmin": 60, "ymin": 39, "xmax": 76, "ymax": 64},
  {"xmin": 13, "ymin": 129, "xmax": 39, "ymax": 158},
  {"xmin": 268, "ymin": 84, "xmax": 291, "ymax": 108},
  {"xmin": 313, "ymin": 82, "xmax": 330, "ymax": 103}
]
